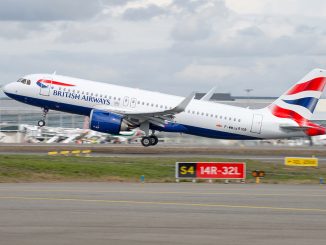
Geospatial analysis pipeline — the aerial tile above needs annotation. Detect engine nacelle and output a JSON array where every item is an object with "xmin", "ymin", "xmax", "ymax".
[{"xmin": 89, "ymin": 109, "xmax": 129, "ymax": 135}]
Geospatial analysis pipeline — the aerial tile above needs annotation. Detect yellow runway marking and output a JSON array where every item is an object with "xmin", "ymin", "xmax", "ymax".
[
  {"xmin": 0, "ymin": 189, "xmax": 325, "ymax": 197},
  {"xmin": 0, "ymin": 196, "xmax": 325, "ymax": 212}
]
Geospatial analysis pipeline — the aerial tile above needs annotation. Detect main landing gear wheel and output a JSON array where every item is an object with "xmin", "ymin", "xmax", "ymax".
[
  {"xmin": 37, "ymin": 120, "xmax": 46, "ymax": 127},
  {"xmin": 141, "ymin": 137, "xmax": 152, "ymax": 147},
  {"xmin": 149, "ymin": 135, "xmax": 158, "ymax": 146}
]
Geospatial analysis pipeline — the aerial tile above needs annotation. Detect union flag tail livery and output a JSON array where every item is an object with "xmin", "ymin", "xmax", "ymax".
[
  {"xmin": 268, "ymin": 69, "xmax": 326, "ymax": 136},
  {"xmin": 2, "ymin": 68, "xmax": 326, "ymax": 146}
]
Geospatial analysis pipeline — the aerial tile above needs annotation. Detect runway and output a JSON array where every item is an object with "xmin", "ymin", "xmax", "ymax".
[{"xmin": 0, "ymin": 183, "xmax": 325, "ymax": 245}]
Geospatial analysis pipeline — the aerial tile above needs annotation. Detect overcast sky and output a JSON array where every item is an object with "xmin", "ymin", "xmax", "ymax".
[{"xmin": 1, "ymin": 0, "xmax": 326, "ymax": 97}]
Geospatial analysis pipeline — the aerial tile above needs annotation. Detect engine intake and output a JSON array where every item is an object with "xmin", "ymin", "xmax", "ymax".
[{"xmin": 89, "ymin": 109, "xmax": 129, "ymax": 134}]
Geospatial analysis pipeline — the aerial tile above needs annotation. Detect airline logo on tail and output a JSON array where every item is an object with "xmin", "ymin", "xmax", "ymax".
[{"xmin": 269, "ymin": 69, "xmax": 326, "ymax": 136}]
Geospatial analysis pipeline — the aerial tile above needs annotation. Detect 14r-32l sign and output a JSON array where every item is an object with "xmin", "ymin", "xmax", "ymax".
[{"xmin": 176, "ymin": 162, "xmax": 246, "ymax": 179}]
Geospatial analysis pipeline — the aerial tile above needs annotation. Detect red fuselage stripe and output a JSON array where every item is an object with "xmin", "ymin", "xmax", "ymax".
[{"xmin": 37, "ymin": 79, "xmax": 75, "ymax": 87}]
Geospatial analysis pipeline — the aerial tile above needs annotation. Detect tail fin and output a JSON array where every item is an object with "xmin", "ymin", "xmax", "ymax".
[{"xmin": 269, "ymin": 68, "xmax": 326, "ymax": 123}]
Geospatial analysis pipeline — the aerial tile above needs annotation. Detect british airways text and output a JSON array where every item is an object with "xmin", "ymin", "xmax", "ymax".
[{"xmin": 52, "ymin": 90, "xmax": 110, "ymax": 105}]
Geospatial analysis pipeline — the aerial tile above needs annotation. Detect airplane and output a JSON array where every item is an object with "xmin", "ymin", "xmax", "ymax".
[{"xmin": 2, "ymin": 68, "xmax": 326, "ymax": 147}]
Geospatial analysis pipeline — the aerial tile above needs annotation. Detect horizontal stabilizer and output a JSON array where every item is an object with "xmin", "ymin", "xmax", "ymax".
[{"xmin": 280, "ymin": 125, "xmax": 311, "ymax": 131}]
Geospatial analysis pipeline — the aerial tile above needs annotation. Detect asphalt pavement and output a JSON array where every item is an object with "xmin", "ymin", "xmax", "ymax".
[{"xmin": 0, "ymin": 182, "xmax": 325, "ymax": 245}]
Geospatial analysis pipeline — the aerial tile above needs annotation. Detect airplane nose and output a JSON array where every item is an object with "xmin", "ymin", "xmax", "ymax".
[
  {"xmin": 2, "ymin": 83, "xmax": 10, "ymax": 93},
  {"xmin": 1, "ymin": 82, "xmax": 16, "ymax": 95}
]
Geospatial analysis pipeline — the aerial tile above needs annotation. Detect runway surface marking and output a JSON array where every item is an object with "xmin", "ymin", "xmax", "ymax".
[
  {"xmin": 0, "ymin": 196, "xmax": 325, "ymax": 213},
  {"xmin": 0, "ymin": 188, "xmax": 325, "ymax": 197}
]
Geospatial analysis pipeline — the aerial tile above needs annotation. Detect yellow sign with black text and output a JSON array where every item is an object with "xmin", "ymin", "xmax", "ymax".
[{"xmin": 285, "ymin": 157, "xmax": 318, "ymax": 167}]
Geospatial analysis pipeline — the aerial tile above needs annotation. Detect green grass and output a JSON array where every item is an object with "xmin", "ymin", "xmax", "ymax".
[{"xmin": 0, "ymin": 155, "xmax": 325, "ymax": 183}]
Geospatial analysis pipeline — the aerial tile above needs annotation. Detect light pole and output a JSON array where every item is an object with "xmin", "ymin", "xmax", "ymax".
[{"xmin": 245, "ymin": 89, "xmax": 253, "ymax": 108}]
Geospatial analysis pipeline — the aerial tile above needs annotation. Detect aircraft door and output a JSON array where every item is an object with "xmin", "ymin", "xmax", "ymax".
[
  {"xmin": 39, "ymin": 76, "xmax": 52, "ymax": 96},
  {"xmin": 250, "ymin": 114, "xmax": 263, "ymax": 134}
]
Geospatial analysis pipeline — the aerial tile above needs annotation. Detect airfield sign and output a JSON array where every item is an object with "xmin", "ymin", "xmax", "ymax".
[{"xmin": 176, "ymin": 162, "xmax": 246, "ymax": 179}]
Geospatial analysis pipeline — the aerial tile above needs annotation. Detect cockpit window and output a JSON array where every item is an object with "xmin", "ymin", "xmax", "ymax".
[{"xmin": 17, "ymin": 78, "xmax": 31, "ymax": 85}]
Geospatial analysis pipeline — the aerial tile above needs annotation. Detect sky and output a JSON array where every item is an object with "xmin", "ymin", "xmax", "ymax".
[{"xmin": 1, "ymin": 0, "xmax": 326, "ymax": 97}]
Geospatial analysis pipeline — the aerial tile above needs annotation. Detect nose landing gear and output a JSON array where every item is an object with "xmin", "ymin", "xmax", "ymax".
[{"xmin": 37, "ymin": 108, "xmax": 49, "ymax": 127}]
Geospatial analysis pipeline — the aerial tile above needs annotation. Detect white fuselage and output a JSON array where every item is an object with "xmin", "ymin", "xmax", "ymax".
[{"xmin": 2, "ymin": 74, "xmax": 306, "ymax": 140}]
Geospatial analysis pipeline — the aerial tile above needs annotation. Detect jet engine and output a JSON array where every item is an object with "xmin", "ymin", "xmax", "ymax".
[{"xmin": 89, "ymin": 109, "xmax": 130, "ymax": 135}]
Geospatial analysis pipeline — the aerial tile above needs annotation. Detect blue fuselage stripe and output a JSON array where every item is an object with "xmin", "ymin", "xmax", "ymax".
[{"xmin": 5, "ymin": 92, "xmax": 260, "ymax": 140}]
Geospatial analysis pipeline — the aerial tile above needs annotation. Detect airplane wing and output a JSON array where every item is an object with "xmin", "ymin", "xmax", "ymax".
[
  {"xmin": 94, "ymin": 92, "xmax": 195, "ymax": 127},
  {"xmin": 200, "ymin": 87, "xmax": 216, "ymax": 101}
]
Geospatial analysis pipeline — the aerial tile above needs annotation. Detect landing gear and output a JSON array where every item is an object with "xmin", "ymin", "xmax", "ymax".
[
  {"xmin": 149, "ymin": 135, "xmax": 158, "ymax": 146},
  {"xmin": 141, "ymin": 130, "xmax": 159, "ymax": 147},
  {"xmin": 37, "ymin": 120, "xmax": 46, "ymax": 127},
  {"xmin": 38, "ymin": 108, "xmax": 49, "ymax": 127},
  {"xmin": 141, "ymin": 137, "xmax": 152, "ymax": 147},
  {"xmin": 140, "ymin": 123, "xmax": 159, "ymax": 147}
]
